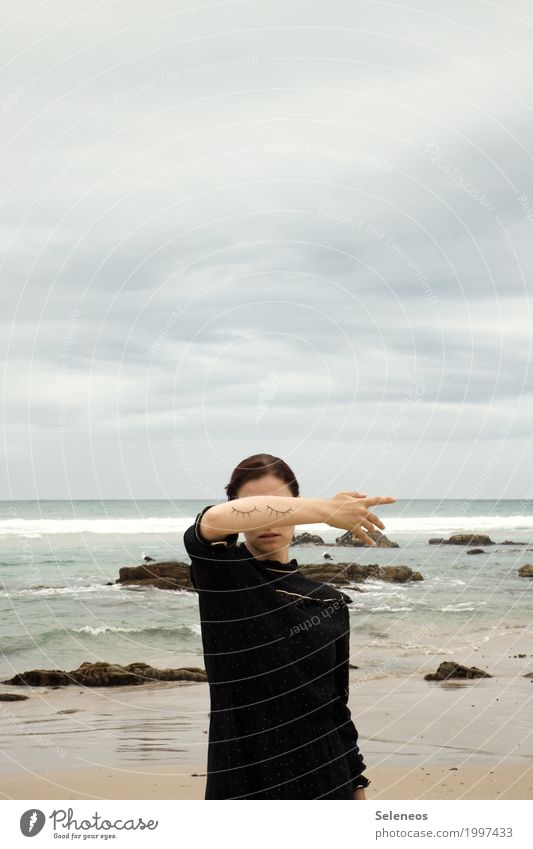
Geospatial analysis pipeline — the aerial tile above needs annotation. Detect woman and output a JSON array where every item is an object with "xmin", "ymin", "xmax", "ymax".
[{"xmin": 183, "ymin": 453, "xmax": 396, "ymax": 799}]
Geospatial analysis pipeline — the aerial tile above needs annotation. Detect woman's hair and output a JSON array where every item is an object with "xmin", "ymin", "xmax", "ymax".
[{"xmin": 225, "ymin": 453, "xmax": 300, "ymax": 501}]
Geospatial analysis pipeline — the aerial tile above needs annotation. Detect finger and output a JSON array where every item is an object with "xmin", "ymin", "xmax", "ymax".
[
  {"xmin": 361, "ymin": 496, "xmax": 396, "ymax": 507},
  {"xmin": 353, "ymin": 527, "xmax": 377, "ymax": 546},
  {"xmin": 366, "ymin": 511, "xmax": 385, "ymax": 530}
]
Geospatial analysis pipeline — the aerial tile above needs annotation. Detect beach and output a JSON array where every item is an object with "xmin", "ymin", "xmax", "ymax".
[
  {"xmin": 1, "ymin": 498, "xmax": 533, "ymax": 800},
  {"xmin": 1, "ymin": 632, "xmax": 532, "ymax": 801},
  {"xmin": 2, "ymin": 763, "xmax": 532, "ymax": 801}
]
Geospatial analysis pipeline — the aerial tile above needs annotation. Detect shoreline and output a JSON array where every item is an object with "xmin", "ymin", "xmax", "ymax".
[{"xmin": 1, "ymin": 630, "xmax": 532, "ymax": 800}]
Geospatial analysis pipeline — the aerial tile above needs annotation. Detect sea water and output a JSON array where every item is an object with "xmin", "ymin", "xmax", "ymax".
[{"xmin": 1, "ymin": 499, "xmax": 532, "ymax": 682}]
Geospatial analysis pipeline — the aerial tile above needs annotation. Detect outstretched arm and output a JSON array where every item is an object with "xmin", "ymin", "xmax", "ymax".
[{"xmin": 199, "ymin": 492, "xmax": 396, "ymax": 546}]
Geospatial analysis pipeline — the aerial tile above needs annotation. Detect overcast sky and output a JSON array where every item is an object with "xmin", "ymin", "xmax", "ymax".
[{"xmin": 1, "ymin": 0, "xmax": 532, "ymax": 501}]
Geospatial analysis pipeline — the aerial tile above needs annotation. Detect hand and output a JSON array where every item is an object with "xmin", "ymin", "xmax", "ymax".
[
  {"xmin": 353, "ymin": 787, "xmax": 366, "ymax": 799},
  {"xmin": 326, "ymin": 492, "xmax": 396, "ymax": 546}
]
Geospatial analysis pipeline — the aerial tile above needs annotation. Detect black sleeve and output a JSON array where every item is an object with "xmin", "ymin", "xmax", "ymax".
[
  {"xmin": 183, "ymin": 504, "xmax": 239, "ymax": 560},
  {"xmin": 183, "ymin": 504, "xmax": 241, "ymax": 591},
  {"xmin": 331, "ymin": 605, "xmax": 370, "ymax": 792}
]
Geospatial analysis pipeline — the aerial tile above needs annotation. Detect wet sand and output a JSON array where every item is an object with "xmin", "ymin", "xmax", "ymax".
[{"xmin": 1, "ymin": 631, "xmax": 532, "ymax": 800}]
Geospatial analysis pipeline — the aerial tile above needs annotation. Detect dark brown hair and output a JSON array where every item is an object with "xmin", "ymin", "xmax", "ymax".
[{"xmin": 225, "ymin": 453, "xmax": 300, "ymax": 501}]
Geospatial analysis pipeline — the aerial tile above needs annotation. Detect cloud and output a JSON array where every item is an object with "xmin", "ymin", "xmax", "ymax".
[{"xmin": 1, "ymin": 0, "xmax": 532, "ymax": 497}]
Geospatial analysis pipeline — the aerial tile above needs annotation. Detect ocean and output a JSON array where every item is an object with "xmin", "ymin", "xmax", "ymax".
[{"xmin": 1, "ymin": 499, "xmax": 532, "ymax": 684}]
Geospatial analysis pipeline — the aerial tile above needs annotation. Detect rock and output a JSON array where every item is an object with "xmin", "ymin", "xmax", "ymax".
[
  {"xmin": 450, "ymin": 534, "xmax": 494, "ymax": 545},
  {"xmin": 518, "ymin": 564, "xmax": 533, "ymax": 577},
  {"xmin": 116, "ymin": 556, "xmax": 420, "ymax": 593},
  {"xmin": 118, "ymin": 561, "xmax": 194, "ymax": 591},
  {"xmin": 523, "ymin": 672, "xmax": 533, "ymax": 678},
  {"xmin": 467, "ymin": 548, "xmax": 485, "ymax": 555},
  {"xmin": 378, "ymin": 565, "xmax": 423, "ymax": 583},
  {"xmin": 448, "ymin": 533, "xmax": 494, "ymax": 545},
  {"xmin": 0, "ymin": 693, "xmax": 29, "ymax": 701},
  {"xmin": 335, "ymin": 529, "xmax": 399, "ymax": 548},
  {"xmin": 499, "ymin": 541, "xmax": 526, "ymax": 545},
  {"xmin": 298, "ymin": 562, "xmax": 422, "ymax": 585},
  {"xmin": 297, "ymin": 562, "xmax": 365, "ymax": 586},
  {"xmin": 291, "ymin": 532, "xmax": 326, "ymax": 545},
  {"xmin": 2, "ymin": 661, "xmax": 208, "ymax": 688},
  {"xmin": 424, "ymin": 661, "xmax": 492, "ymax": 681},
  {"xmin": 429, "ymin": 534, "xmax": 494, "ymax": 546}
]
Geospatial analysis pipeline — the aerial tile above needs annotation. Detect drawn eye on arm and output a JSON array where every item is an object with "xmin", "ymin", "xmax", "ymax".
[
  {"xmin": 265, "ymin": 505, "xmax": 294, "ymax": 519},
  {"xmin": 230, "ymin": 506, "xmax": 262, "ymax": 517}
]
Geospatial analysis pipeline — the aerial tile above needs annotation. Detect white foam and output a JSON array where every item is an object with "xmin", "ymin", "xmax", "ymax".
[
  {"xmin": 74, "ymin": 624, "xmax": 144, "ymax": 635},
  {"xmin": 0, "ymin": 517, "xmax": 188, "ymax": 535},
  {"xmin": 374, "ymin": 515, "xmax": 533, "ymax": 534},
  {"xmin": 0, "ymin": 583, "xmax": 121, "ymax": 597},
  {"xmin": 0, "ymin": 513, "xmax": 532, "ymax": 537}
]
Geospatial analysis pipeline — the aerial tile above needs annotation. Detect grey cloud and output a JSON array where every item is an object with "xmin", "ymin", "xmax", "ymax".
[{"xmin": 2, "ymin": 0, "xmax": 532, "ymax": 497}]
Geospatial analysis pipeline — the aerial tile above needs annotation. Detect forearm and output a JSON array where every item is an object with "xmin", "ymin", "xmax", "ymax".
[{"xmin": 201, "ymin": 496, "xmax": 330, "ymax": 535}]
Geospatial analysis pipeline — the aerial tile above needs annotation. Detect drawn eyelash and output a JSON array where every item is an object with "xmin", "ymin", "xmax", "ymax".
[
  {"xmin": 230, "ymin": 506, "xmax": 261, "ymax": 517},
  {"xmin": 265, "ymin": 505, "xmax": 294, "ymax": 518}
]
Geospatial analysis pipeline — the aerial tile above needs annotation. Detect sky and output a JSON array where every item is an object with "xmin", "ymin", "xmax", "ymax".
[{"xmin": 1, "ymin": 0, "xmax": 532, "ymax": 500}]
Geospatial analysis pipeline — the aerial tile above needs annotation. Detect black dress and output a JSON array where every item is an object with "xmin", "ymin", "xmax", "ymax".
[{"xmin": 183, "ymin": 505, "xmax": 369, "ymax": 800}]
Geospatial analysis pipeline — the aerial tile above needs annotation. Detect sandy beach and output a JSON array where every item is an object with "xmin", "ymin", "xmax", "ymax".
[
  {"xmin": 2, "ymin": 629, "xmax": 532, "ymax": 800},
  {"xmin": 2, "ymin": 762, "xmax": 532, "ymax": 800}
]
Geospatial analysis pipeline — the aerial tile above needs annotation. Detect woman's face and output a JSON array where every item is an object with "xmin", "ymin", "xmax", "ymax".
[{"xmin": 235, "ymin": 473, "xmax": 296, "ymax": 560}]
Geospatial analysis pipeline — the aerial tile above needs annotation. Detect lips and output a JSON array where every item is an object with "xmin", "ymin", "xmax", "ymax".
[{"xmin": 259, "ymin": 533, "xmax": 279, "ymax": 539}]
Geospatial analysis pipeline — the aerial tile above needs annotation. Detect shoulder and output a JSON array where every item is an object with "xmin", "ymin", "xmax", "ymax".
[
  {"xmin": 183, "ymin": 504, "xmax": 241, "ymax": 562},
  {"xmin": 183, "ymin": 506, "xmax": 259, "ymax": 592}
]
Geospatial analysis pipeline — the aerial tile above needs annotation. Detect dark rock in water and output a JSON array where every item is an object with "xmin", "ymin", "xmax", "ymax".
[
  {"xmin": 116, "ymin": 558, "xmax": 420, "ymax": 592},
  {"xmin": 429, "ymin": 534, "xmax": 494, "ymax": 546},
  {"xmin": 118, "ymin": 561, "xmax": 194, "ymax": 591},
  {"xmin": 298, "ymin": 562, "xmax": 422, "ymax": 585},
  {"xmin": 349, "ymin": 663, "xmax": 359, "ymax": 669},
  {"xmin": 298, "ymin": 563, "xmax": 363, "ymax": 587},
  {"xmin": 2, "ymin": 661, "xmax": 207, "ymax": 688},
  {"xmin": 335, "ymin": 529, "xmax": 399, "ymax": 548},
  {"xmin": 518, "ymin": 564, "xmax": 533, "ymax": 577},
  {"xmin": 449, "ymin": 533, "xmax": 494, "ymax": 545},
  {"xmin": 424, "ymin": 661, "xmax": 492, "ymax": 681},
  {"xmin": 499, "ymin": 541, "xmax": 526, "ymax": 545},
  {"xmin": 467, "ymin": 548, "xmax": 485, "ymax": 555},
  {"xmin": 523, "ymin": 672, "xmax": 533, "ymax": 678},
  {"xmin": 0, "ymin": 692, "xmax": 29, "ymax": 701},
  {"xmin": 291, "ymin": 532, "xmax": 326, "ymax": 545},
  {"xmin": 378, "ymin": 565, "xmax": 423, "ymax": 583}
]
